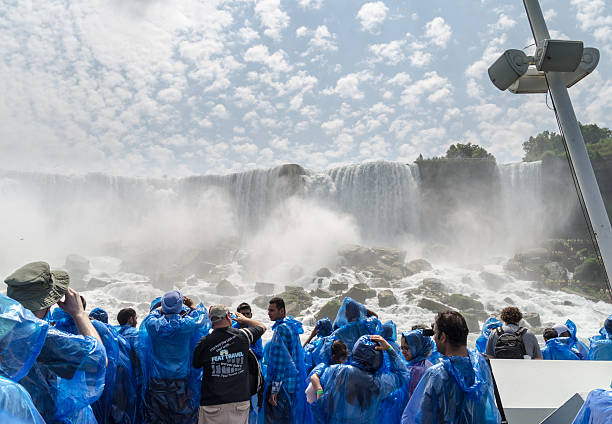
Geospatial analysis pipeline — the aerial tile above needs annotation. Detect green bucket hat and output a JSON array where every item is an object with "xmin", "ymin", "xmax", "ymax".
[{"xmin": 4, "ymin": 261, "xmax": 70, "ymax": 312}]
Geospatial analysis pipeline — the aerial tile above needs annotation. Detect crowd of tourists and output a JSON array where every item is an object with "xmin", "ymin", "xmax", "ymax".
[{"xmin": 0, "ymin": 260, "xmax": 611, "ymax": 424}]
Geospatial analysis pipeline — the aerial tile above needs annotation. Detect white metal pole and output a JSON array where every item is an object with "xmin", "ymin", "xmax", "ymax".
[{"xmin": 523, "ymin": 0, "xmax": 612, "ymax": 293}]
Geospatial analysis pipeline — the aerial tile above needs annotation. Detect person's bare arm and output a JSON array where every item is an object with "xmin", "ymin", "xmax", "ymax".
[
  {"xmin": 57, "ymin": 288, "xmax": 105, "ymax": 354},
  {"xmin": 235, "ymin": 312, "xmax": 267, "ymax": 333},
  {"xmin": 366, "ymin": 308, "xmax": 378, "ymax": 318},
  {"xmin": 310, "ymin": 373, "xmax": 323, "ymax": 399},
  {"xmin": 303, "ymin": 326, "xmax": 318, "ymax": 347}
]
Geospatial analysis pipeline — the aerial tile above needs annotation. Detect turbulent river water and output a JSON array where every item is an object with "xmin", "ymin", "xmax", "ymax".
[{"xmin": 0, "ymin": 160, "xmax": 610, "ymax": 341}]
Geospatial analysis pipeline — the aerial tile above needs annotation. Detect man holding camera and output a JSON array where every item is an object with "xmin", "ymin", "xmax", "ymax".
[
  {"xmin": 193, "ymin": 305, "xmax": 266, "ymax": 424},
  {"xmin": 140, "ymin": 290, "xmax": 211, "ymax": 424}
]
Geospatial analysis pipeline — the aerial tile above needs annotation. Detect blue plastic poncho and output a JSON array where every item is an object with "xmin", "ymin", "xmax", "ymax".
[
  {"xmin": 565, "ymin": 319, "xmax": 589, "ymax": 360},
  {"xmin": 313, "ymin": 335, "xmax": 409, "ymax": 424},
  {"xmin": 139, "ymin": 303, "xmax": 210, "ymax": 424},
  {"xmin": 382, "ymin": 321, "xmax": 398, "ymax": 343},
  {"xmin": 572, "ymin": 388, "xmax": 612, "ymax": 424},
  {"xmin": 401, "ymin": 348, "xmax": 501, "ymax": 424},
  {"xmin": 476, "ymin": 318, "xmax": 502, "ymax": 354},
  {"xmin": 19, "ymin": 319, "xmax": 106, "ymax": 423},
  {"xmin": 261, "ymin": 316, "xmax": 309, "ymax": 424},
  {"xmin": 89, "ymin": 308, "xmax": 109, "ymax": 324},
  {"xmin": 333, "ymin": 297, "xmax": 367, "ymax": 329},
  {"xmin": 542, "ymin": 337, "xmax": 581, "ymax": 360},
  {"xmin": 305, "ymin": 318, "xmax": 334, "ymax": 373},
  {"xmin": 52, "ymin": 308, "xmax": 120, "ymax": 423},
  {"xmin": 331, "ymin": 298, "xmax": 383, "ymax": 356},
  {"xmin": 378, "ymin": 330, "xmax": 434, "ymax": 424},
  {"xmin": 316, "ymin": 317, "xmax": 333, "ymax": 337},
  {"xmin": 0, "ymin": 295, "xmax": 47, "ymax": 423},
  {"xmin": 588, "ymin": 335, "xmax": 612, "ymax": 360},
  {"xmin": 115, "ymin": 324, "xmax": 141, "ymax": 423}
]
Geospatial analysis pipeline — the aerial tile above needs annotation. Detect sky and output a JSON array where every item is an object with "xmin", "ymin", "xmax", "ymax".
[{"xmin": 1, "ymin": 0, "xmax": 611, "ymax": 177}]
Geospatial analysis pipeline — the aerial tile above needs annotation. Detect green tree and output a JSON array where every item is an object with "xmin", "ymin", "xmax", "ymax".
[
  {"xmin": 523, "ymin": 123, "xmax": 612, "ymax": 161},
  {"xmin": 446, "ymin": 142, "xmax": 495, "ymax": 160}
]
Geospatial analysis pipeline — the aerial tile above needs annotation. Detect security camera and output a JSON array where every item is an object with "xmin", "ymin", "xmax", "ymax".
[{"xmin": 488, "ymin": 49, "xmax": 530, "ymax": 91}]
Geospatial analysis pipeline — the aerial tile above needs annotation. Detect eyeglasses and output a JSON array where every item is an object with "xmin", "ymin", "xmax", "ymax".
[{"xmin": 401, "ymin": 346, "xmax": 410, "ymax": 352}]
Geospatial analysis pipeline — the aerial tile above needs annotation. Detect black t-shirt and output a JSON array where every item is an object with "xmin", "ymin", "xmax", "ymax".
[{"xmin": 193, "ymin": 325, "xmax": 264, "ymax": 405}]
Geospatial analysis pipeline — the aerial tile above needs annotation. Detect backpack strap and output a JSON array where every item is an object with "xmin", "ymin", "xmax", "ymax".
[
  {"xmin": 515, "ymin": 327, "xmax": 528, "ymax": 357},
  {"xmin": 240, "ymin": 328, "xmax": 254, "ymax": 345}
]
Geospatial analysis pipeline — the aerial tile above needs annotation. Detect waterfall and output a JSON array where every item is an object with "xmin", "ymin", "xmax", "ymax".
[{"xmin": 325, "ymin": 161, "xmax": 421, "ymax": 241}]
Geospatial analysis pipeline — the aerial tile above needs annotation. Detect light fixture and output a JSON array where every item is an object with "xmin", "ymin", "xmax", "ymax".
[{"xmin": 508, "ymin": 47, "xmax": 599, "ymax": 94}]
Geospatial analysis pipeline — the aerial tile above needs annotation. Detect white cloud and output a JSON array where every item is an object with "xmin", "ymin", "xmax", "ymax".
[
  {"xmin": 424, "ymin": 17, "xmax": 452, "ymax": 48},
  {"xmin": 299, "ymin": 0, "xmax": 324, "ymax": 10},
  {"xmin": 369, "ymin": 40, "xmax": 406, "ymax": 65},
  {"xmin": 409, "ymin": 50, "xmax": 432, "ymax": 67},
  {"xmin": 325, "ymin": 72, "xmax": 372, "ymax": 100},
  {"xmin": 243, "ymin": 45, "xmax": 292, "ymax": 72},
  {"xmin": 296, "ymin": 26, "xmax": 309, "ymax": 38},
  {"xmin": 400, "ymin": 71, "xmax": 453, "ymax": 105},
  {"xmin": 359, "ymin": 135, "xmax": 389, "ymax": 159},
  {"xmin": 269, "ymin": 136, "xmax": 290, "ymax": 150},
  {"xmin": 211, "ymin": 104, "xmax": 229, "ymax": 119},
  {"xmin": 321, "ymin": 118, "xmax": 344, "ymax": 134},
  {"xmin": 232, "ymin": 143, "xmax": 259, "ymax": 156},
  {"xmin": 387, "ymin": 72, "xmax": 412, "ymax": 86},
  {"xmin": 356, "ymin": 2, "xmax": 389, "ymax": 34},
  {"xmin": 489, "ymin": 13, "xmax": 516, "ymax": 32},
  {"xmin": 255, "ymin": 0, "xmax": 290, "ymax": 41}
]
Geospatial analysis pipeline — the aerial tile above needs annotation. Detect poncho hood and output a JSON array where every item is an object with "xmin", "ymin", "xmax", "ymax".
[
  {"xmin": 333, "ymin": 297, "xmax": 366, "ymax": 329},
  {"xmin": 402, "ymin": 329, "xmax": 434, "ymax": 365},
  {"xmin": 441, "ymin": 349, "xmax": 488, "ymax": 401},
  {"xmin": 0, "ymin": 295, "xmax": 49, "ymax": 381},
  {"xmin": 272, "ymin": 316, "xmax": 304, "ymax": 334},
  {"xmin": 316, "ymin": 317, "xmax": 332, "ymax": 337},
  {"xmin": 350, "ymin": 335, "xmax": 382, "ymax": 373}
]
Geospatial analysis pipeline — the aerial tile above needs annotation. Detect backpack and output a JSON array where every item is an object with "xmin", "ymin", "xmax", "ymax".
[
  {"xmin": 494, "ymin": 327, "xmax": 528, "ymax": 359},
  {"xmin": 240, "ymin": 328, "xmax": 265, "ymax": 408}
]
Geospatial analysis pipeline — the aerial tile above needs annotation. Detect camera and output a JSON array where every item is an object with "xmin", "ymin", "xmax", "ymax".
[{"xmin": 422, "ymin": 328, "xmax": 434, "ymax": 337}]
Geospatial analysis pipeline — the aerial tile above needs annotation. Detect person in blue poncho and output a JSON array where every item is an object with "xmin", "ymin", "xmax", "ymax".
[
  {"xmin": 330, "ymin": 297, "xmax": 382, "ymax": 358},
  {"xmin": 552, "ymin": 320, "xmax": 589, "ymax": 359},
  {"xmin": 588, "ymin": 315, "xmax": 612, "ymax": 360},
  {"xmin": 303, "ymin": 317, "xmax": 333, "ymax": 373},
  {"xmin": 541, "ymin": 328, "xmax": 580, "ymax": 360},
  {"xmin": 233, "ymin": 302, "xmax": 264, "ymax": 361},
  {"xmin": 4, "ymin": 261, "xmax": 107, "ymax": 424},
  {"xmin": 0, "ymin": 294, "xmax": 47, "ymax": 423},
  {"xmin": 90, "ymin": 307, "xmax": 109, "ymax": 324},
  {"xmin": 115, "ymin": 307, "xmax": 141, "ymax": 424},
  {"xmin": 572, "ymin": 386, "xmax": 612, "ymax": 424},
  {"xmin": 476, "ymin": 318, "xmax": 502, "ymax": 355},
  {"xmin": 52, "ymin": 305, "xmax": 121, "ymax": 423},
  {"xmin": 312, "ymin": 334, "xmax": 409, "ymax": 424},
  {"xmin": 261, "ymin": 297, "xmax": 309, "ymax": 424},
  {"xmin": 139, "ymin": 290, "xmax": 211, "ymax": 424},
  {"xmin": 402, "ymin": 310, "xmax": 501, "ymax": 424},
  {"xmin": 382, "ymin": 320, "xmax": 401, "ymax": 354},
  {"xmin": 378, "ymin": 329, "xmax": 434, "ymax": 424}
]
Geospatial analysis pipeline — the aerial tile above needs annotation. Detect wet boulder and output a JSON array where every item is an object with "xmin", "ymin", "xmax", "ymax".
[
  {"xmin": 316, "ymin": 298, "xmax": 342, "ymax": 321},
  {"xmin": 255, "ymin": 282, "xmax": 276, "ymax": 295},
  {"xmin": 252, "ymin": 296, "xmax": 271, "ymax": 310},
  {"xmin": 216, "ymin": 279, "xmax": 239, "ymax": 297},
  {"xmin": 378, "ymin": 290, "xmax": 398, "ymax": 308},
  {"xmin": 417, "ymin": 298, "xmax": 448, "ymax": 313},
  {"xmin": 405, "ymin": 259, "xmax": 433, "ymax": 276},
  {"xmin": 479, "ymin": 271, "xmax": 507, "ymax": 290},
  {"xmin": 344, "ymin": 284, "xmax": 376, "ymax": 304},
  {"xmin": 338, "ymin": 245, "xmax": 378, "ymax": 267},
  {"xmin": 522, "ymin": 312, "xmax": 541, "ymax": 328},
  {"xmin": 278, "ymin": 287, "xmax": 313, "ymax": 316},
  {"xmin": 445, "ymin": 294, "xmax": 484, "ymax": 311},
  {"xmin": 310, "ymin": 288, "xmax": 334, "ymax": 298},
  {"xmin": 461, "ymin": 310, "xmax": 481, "ymax": 334},
  {"xmin": 328, "ymin": 279, "xmax": 349, "ymax": 292},
  {"xmin": 543, "ymin": 262, "xmax": 568, "ymax": 282},
  {"xmin": 417, "ymin": 278, "xmax": 447, "ymax": 298},
  {"xmin": 316, "ymin": 267, "xmax": 333, "ymax": 278}
]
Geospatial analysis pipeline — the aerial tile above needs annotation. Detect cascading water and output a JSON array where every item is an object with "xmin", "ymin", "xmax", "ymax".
[
  {"xmin": 324, "ymin": 161, "xmax": 421, "ymax": 242},
  {"xmin": 0, "ymin": 161, "xmax": 609, "ymax": 341}
]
